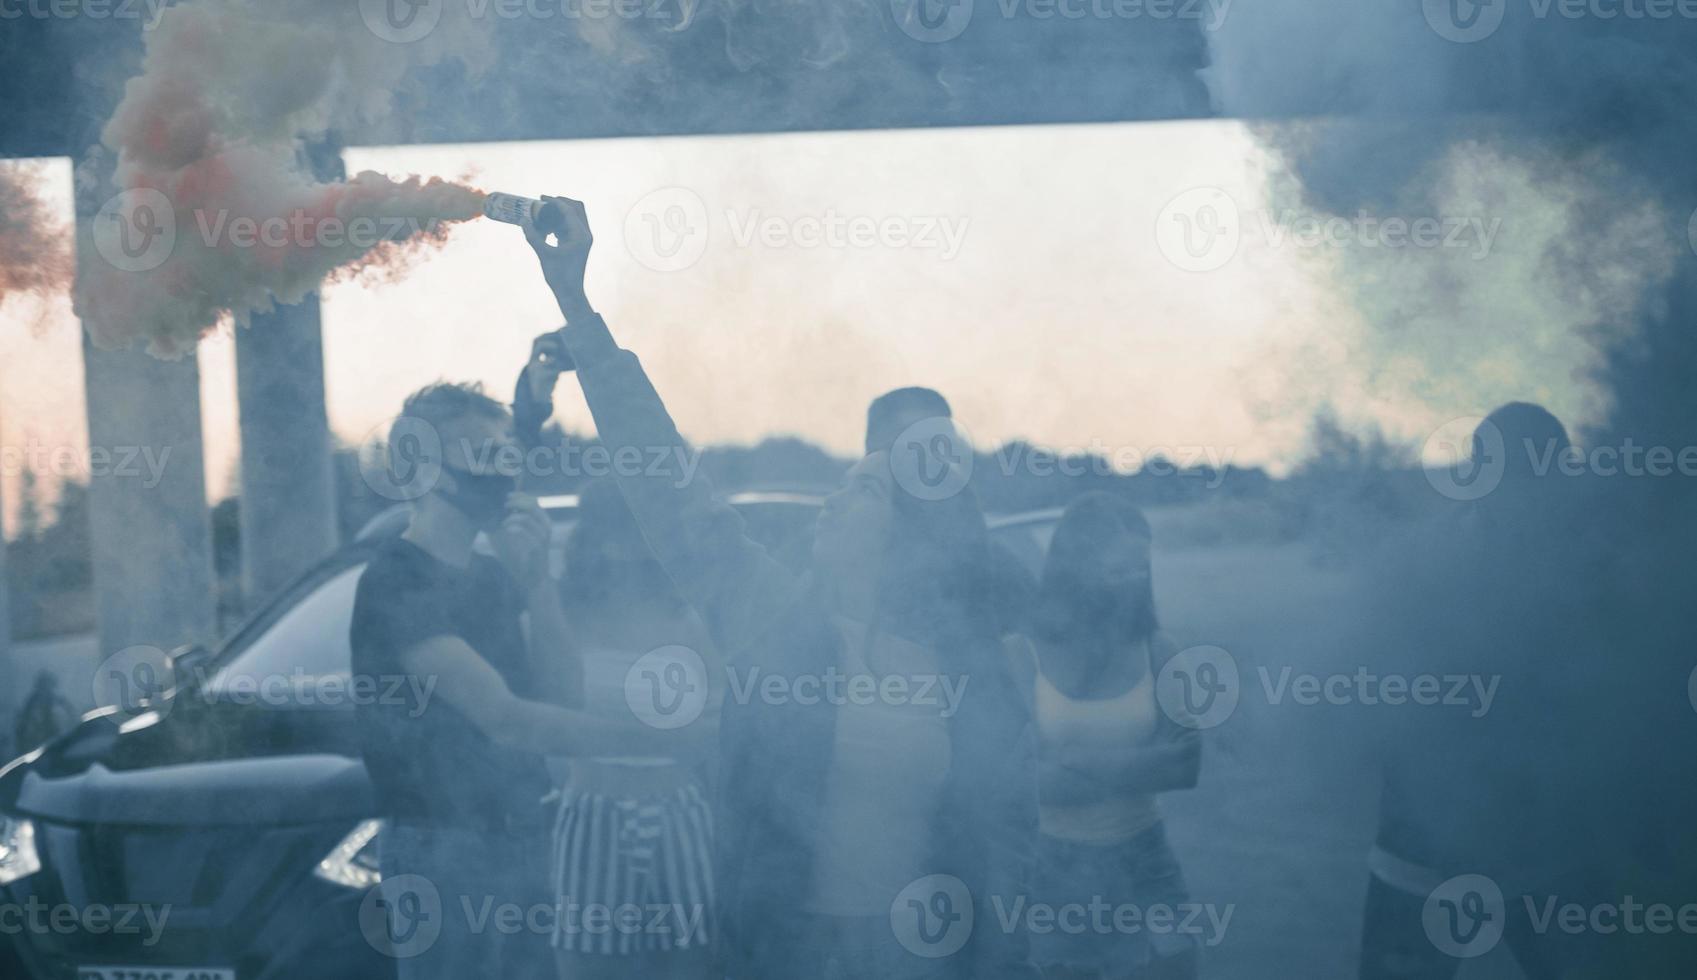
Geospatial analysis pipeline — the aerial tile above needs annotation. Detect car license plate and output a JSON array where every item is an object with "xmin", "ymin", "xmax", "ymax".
[{"xmin": 79, "ymin": 969, "xmax": 235, "ymax": 980}]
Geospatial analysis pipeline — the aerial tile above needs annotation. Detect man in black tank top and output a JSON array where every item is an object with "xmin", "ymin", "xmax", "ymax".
[{"xmin": 350, "ymin": 381, "xmax": 679, "ymax": 979}]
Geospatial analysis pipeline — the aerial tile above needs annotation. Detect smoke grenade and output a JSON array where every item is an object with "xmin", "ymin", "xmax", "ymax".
[{"xmin": 482, "ymin": 193, "xmax": 570, "ymax": 236}]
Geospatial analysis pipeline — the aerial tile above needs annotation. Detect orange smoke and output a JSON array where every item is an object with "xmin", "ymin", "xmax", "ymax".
[
  {"xmin": 74, "ymin": 0, "xmax": 492, "ymax": 357},
  {"xmin": 0, "ymin": 163, "xmax": 72, "ymax": 311}
]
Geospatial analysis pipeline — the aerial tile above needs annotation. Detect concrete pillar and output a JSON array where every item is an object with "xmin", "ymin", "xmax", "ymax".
[
  {"xmin": 234, "ymin": 141, "xmax": 341, "ymax": 608},
  {"xmin": 78, "ymin": 333, "xmax": 217, "ymax": 656},
  {"xmin": 75, "ymin": 137, "xmax": 217, "ymax": 656},
  {"xmin": 235, "ymin": 298, "xmax": 338, "ymax": 605}
]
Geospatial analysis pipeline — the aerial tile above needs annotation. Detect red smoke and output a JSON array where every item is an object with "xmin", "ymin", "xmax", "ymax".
[
  {"xmin": 0, "ymin": 164, "xmax": 72, "ymax": 311},
  {"xmin": 74, "ymin": 0, "xmax": 491, "ymax": 357}
]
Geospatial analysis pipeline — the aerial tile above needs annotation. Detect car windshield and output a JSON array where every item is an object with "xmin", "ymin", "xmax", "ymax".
[{"xmin": 201, "ymin": 564, "xmax": 366, "ymax": 701}]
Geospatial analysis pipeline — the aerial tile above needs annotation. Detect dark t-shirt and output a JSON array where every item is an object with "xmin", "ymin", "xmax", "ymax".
[{"xmin": 350, "ymin": 538, "xmax": 551, "ymax": 832}]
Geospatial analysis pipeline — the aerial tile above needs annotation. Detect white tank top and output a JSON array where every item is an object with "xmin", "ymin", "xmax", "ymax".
[
  {"xmin": 576, "ymin": 643, "xmax": 721, "ymax": 767},
  {"xmin": 1035, "ymin": 638, "xmax": 1163, "ymax": 844},
  {"xmin": 807, "ymin": 617, "xmax": 953, "ymax": 915}
]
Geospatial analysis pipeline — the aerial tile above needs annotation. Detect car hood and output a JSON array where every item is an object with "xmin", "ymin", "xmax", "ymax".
[{"xmin": 4, "ymin": 699, "xmax": 373, "ymax": 826}]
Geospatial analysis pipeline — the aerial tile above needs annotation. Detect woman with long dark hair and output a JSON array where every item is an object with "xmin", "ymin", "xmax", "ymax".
[
  {"xmin": 522, "ymin": 198, "xmax": 1039, "ymax": 979},
  {"xmin": 1025, "ymin": 492, "xmax": 1202, "ymax": 980},
  {"xmin": 543, "ymin": 478, "xmax": 721, "ymax": 980}
]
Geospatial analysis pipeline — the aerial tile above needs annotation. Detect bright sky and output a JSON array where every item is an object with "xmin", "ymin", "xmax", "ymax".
[{"xmin": 0, "ymin": 119, "xmax": 1607, "ymax": 532}]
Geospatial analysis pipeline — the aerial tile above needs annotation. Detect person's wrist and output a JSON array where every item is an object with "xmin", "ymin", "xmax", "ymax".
[{"xmin": 552, "ymin": 285, "xmax": 594, "ymax": 321}]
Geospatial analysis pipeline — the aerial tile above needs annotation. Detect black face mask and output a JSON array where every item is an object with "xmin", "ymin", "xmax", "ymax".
[{"xmin": 439, "ymin": 465, "xmax": 516, "ymax": 529}]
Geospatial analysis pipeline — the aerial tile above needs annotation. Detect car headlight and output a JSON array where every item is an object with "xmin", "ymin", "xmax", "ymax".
[
  {"xmin": 0, "ymin": 815, "xmax": 41, "ymax": 886},
  {"xmin": 314, "ymin": 819, "xmax": 383, "ymax": 889}
]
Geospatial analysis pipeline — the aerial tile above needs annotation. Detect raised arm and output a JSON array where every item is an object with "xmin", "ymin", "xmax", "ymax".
[{"xmin": 519, "ymin": 197, "xmax": 802, "ymax": 656}]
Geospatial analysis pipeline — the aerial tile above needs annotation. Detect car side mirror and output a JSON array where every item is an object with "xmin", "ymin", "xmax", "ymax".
[{"xmin": 168, "ymin": 644, "xmax": 214, "ymax": 695}]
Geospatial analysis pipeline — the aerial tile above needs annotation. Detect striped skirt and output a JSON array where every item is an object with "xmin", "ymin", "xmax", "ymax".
[{"xmin": 549, "ymin": 777, "xmax": 716, "ymax": 955}]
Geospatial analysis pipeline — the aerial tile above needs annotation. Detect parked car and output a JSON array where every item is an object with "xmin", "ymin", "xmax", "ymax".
[{"xmin": 0, "ymin": 491, "xmax": 824, "ymax": 980}]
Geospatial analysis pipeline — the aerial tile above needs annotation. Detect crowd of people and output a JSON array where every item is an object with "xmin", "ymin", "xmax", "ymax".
[
  {"xmin": 349, "ymin": 197, "xmax": 1205, "ymax": 979},
  {"xmin": 348, "ymin": 197, "xmax": 1668, "ymax": 979}
]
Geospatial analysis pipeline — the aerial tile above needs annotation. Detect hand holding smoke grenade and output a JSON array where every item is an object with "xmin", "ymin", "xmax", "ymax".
[{"xmin": 483, "ymin": 192, "xmax": 570, "ymax": 236}]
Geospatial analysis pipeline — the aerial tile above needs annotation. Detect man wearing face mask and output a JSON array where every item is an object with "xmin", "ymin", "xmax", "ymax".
[{"xmin": 350, "ymin": 382, "xmax": 683, "ymax": 979}]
